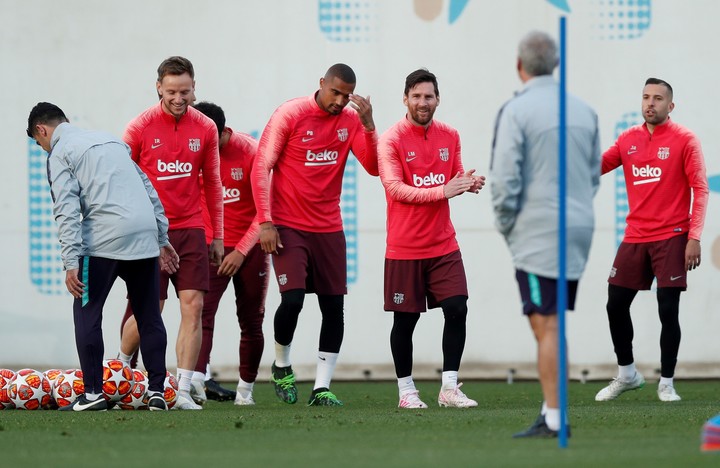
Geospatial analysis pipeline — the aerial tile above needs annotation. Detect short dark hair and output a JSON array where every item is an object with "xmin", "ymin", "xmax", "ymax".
[
  {"xmin": 325, "ymin": 63, "xmax": 356, "ymax": 84},
  {"xmin": 157, "ymin": 56, "xmax": 195, "ymax": 82},
  {"xmin": 645, "ymin": 77, "xmax": 673, "ymax": 100},
  {"xmin": 26, "ymin": 102, "xmax": 68, "ymax": 138},
  {"xmin": 193, "ymin": 101, "xmax": 226, "ymax": 139},
  {"xmin": 404, "ymin": 68, "xmax": 439, "ymax": 97}
]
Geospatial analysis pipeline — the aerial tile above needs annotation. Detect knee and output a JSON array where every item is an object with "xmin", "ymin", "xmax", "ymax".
[
  {"xmin": 528, "ymin": 314, "xmax": 558, "ymax": 343},
  {"xmin": 279, "ymin": 289, "xmax": 305, "ymax": 314},
  {"xmin": 657, "ymin": 287, "xmax": 681, "ymax": 319},
  {"xmin": 606, "ymin": 284, "xmax": 636, "ymax": 313},
  {"xmin": 441, "ymin": 296, "xmax": 468, "ymax": 323},
  {"xmin": 181, "ymin": 292, "xmax": 203, "ymax": 309},
  {"xmin": 179, "ymin": 293, "xmax": 204, "ymax": 322},
  {"xmin": 239, "ymin": 312, "xmax": 264, "ymax": 334},
  {"xmin": 201, "ymin": 312, "xmax": 216, "ymax": 331},
  {"xmin": 318, "ymin": 295, "xmax": 344, "ymax": 324}
]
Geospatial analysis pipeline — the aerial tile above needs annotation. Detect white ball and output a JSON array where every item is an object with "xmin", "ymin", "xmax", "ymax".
[
  {"xmin": 164, "ymin": 372, "xmax": 179, "ymax": 409},
  {"xmin": 102, "ymin": 359, "xmax": 134, "ymax": 402},
  {"xmin": 43, "ymin": 369, "xmax": 64, "ymax": 409},
  {"xmin": 8, "ymin": 368, "xmax": 52, "ymax": 410},
  {"xmin": 0, "ymin": 369, "xmax": 16, "ymax": 409},
  {"xmin": 118, "ymin": 369, "xmax": 149, "ymax": 410},
  {"xmin": 53, "ymin": 369, "xmax": 84, "ymax": 409}
]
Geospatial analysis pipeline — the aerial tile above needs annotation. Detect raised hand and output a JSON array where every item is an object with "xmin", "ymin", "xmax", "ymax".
[{"xmin": 349, "ymin": 94, "xmax": 375, "ymax": 131}]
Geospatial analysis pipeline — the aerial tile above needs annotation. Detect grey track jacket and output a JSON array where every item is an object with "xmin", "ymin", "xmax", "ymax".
[
  {"xmin": 490, "ymin": 76, "xmax": 601, "ymax": 280},
  {"xmin": 47, "ymin": 122, "xmax": 169, "ymax": 270}
]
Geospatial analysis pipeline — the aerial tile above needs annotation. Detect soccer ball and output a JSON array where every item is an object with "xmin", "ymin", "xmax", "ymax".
[
  {"xmin": 118, "ymin": 369, "xmax": 149, "ymax": 410},
  {"xmin": 8, "ymin": 368, "xmax": 52, "ymax": 410},
  {"xmin": 102, "ymin": 359, "xmax": 134, "ymax": 402},
  {"xmin": 0, "ymin": 369, "xmax": 16, "ymax": 409},
  {"xmin": 43, "ymin": 369, "xmax": 64, "ymax": 409},
  {"xmin": 164, "ymin": 372, "xmax": 179, "ymax": 409},
  {"xmin": 44, "ymin": 369, "xmax": 63, "ymax": 383},
  {"xmin": 53, "ymin": 369, "xmax": 84, "ymax": 409}
]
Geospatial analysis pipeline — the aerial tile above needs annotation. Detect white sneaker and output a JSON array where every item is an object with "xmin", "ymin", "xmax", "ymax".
[
  {"xmin": 174, "ymin": 391, "xmax": 203, "ymax": 410},
  {"xmin": 595, "ymin": 372, "xmax": 645, "ymax": 401},
  {"xmin": 234, "ymin": 390, "xmax": 256, "ymax": 406},
  {"xmin": 190, "ymin": 378, "xmax": 207, "ymax": 405},
  {"xmin": 657, "ymin": 384, "xmax": 682, "ymax": 402},
  {"xmin": 438, "ymin": 383, "xmax": 478, "ymax": 408},
  {"xmin": 398, "ymin": 390, "xmax": 428, "ymax": 409}
]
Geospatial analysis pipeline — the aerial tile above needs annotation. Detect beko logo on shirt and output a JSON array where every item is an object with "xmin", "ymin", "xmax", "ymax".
[
  {"xmin": 412, "ymin": 172, "xmax": 446, "ymax": 187},
  {"xmin": 305, "ymin": 149, "xmax": 338, "ymax": 166},
  {"xmin": 157, "ymin": 159, "xmax": 193, "ymax": 180},
  {"xmin": 223, "ymin": 186, "xmax": 240, "ymax": 203},
  {"xmin": 631, "ymin": 164, "xmax": 662, "ymax": 185}
]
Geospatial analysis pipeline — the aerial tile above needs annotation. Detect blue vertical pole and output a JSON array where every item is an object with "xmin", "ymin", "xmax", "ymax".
[{"xmin": 557, "ymin": 16, "xmax": 569, "ymax": 449}]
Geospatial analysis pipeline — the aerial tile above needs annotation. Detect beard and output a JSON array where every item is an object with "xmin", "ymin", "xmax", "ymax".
[
  {"xmin": 163, "ymin": 100, "xmax": 188, "ymax": 118},
  {"xmin": 327, "ymin": 104, "xmax": 342, "ymax": 115},
  {"xmin": 409, "ymin": 107, "xmax": 434, "ymax": 126},
  {"xmin": 643, "ymin": 109, "xmax": 667, "ymax": 126}
]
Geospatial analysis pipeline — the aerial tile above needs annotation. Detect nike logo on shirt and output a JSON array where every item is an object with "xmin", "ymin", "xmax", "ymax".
[
  {"xmin": 151, "ymin": 143, "xmax": 164, "ymax": 149},
  {"xmin": 302, "ymin": 137, "xmax": 314, "ymax": 143},
  {"xmin": 670, "ymin": 275, "xmax": 683, "ymax": 281}
]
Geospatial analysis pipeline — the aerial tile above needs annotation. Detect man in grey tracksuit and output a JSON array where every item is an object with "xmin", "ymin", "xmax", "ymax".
[
  {"xmin": 26, "ymin": 102, "xmax": 180, "ymax": 411},
  {"xmin": 490, "ymin": 32, "xmax": 601, "ymax": 438}
]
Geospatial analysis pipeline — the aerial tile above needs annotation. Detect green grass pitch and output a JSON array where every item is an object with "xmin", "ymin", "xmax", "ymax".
[{"xmin": 0, "ymin": 381, "xmax": 718, "ymax": 467}]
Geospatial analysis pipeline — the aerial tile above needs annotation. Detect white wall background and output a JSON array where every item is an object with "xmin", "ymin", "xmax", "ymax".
[{"xmin": 1, "ymin": 0, "xmax": 718, "ymax": 382}]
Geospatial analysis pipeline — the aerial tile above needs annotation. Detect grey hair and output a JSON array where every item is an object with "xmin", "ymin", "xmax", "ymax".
[{"xmin": 518, "ymin": 31, "xmax": 558, "ymax": 77}]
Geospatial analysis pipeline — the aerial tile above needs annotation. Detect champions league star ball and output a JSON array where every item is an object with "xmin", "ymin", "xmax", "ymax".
[
  {"xmin": 164, "ymin": 372, "xmax": 179, "ymax": 409},
  {"xmin": 8, "ymin": 368, "xmax": 52, "ymax": 410},
  {"xmin": 118, "ymin": 370, "xmax": 149, "ymax": 410},
  {"xmin": 43, "ymin": 369, "xmax": 64, "ymax": 409},
  {"xmin": 102, "ymin": 359, "xmax": 134, "ymax": 402},
  {"xmin": 0, "ymin": 369, "xmax": 16, "ymax": 409},
  {"xmin": 53, "ymin": 369, "xmax": 84, "ymax": 409},
  {"xmin": 44, "ymin": 369, "xmax": 63, "ymax": 383}
]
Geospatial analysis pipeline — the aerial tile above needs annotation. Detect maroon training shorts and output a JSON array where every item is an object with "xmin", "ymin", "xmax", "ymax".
[
  {"xmin": 272, "ymin": 227, "xmax": 347, "ymax": 295},
  {"xmin": 384, "ymin": 250, "xmax": 468, "ymax": 313},
  {"xmin": 608, "ymin": 233, "xmax": 688, "ymax": 290},
  {"xmin": 161, "ymin": 228, "xmax": 210, "ymax": 299}
]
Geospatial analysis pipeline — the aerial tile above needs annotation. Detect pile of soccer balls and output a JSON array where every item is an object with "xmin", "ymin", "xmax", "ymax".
[{"xmin": 0, "ymin": 359, "xmax": 178, "ymax": 410}]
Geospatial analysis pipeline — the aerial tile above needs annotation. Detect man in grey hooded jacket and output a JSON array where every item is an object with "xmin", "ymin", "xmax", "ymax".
[
  {"xmin": 490, "ymin": 31, "xmax": 600, "ymax": 438},
  {"xmin": 27, "ymin": 102, "xmax": 179, "ymax": 411}
]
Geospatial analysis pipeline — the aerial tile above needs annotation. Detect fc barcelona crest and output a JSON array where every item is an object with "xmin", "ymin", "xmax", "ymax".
[
  {"xmin": 231, "ymin": 168, "xmax": 243, "ymax": 180},
  {"xmin": 439, "ymin": 148, "xmax": 449, "ymax": 161},
  {"xmin": 393, "ymin": 293, "xmax": 405, "ymax": 304},
  {"xmin": 337, "ymin": 128, "xmax": 348, "ymax": 142},
  {"xmin": 188, "ymin": 138, "xmax": 201, "ymax": 152},
  {"xmin": 657, "ymin": 147, "xmax": 670, "ymax": 160},
  {"xmin": 278, "ymin": 274, "xmax": 288, "ymax": 286}
]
